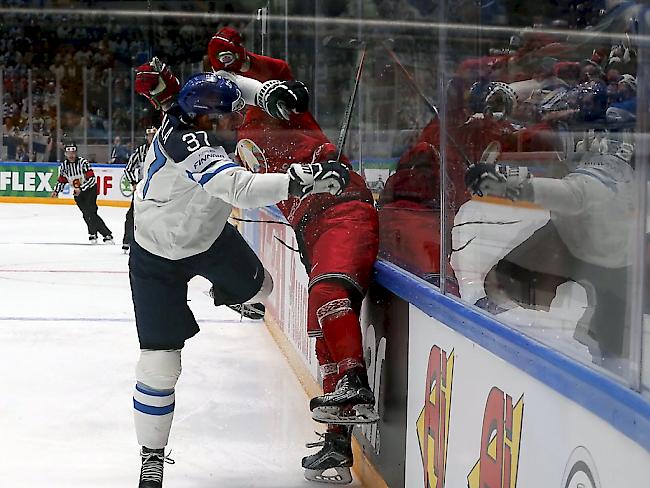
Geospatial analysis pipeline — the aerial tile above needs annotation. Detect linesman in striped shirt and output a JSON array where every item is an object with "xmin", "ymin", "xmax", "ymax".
[
  {"xmin": 122, "ymin": 127, "xmax": 155, "ymax": 252},
  {"xmin": 51, "ymin": 142, "xmax": 114, "ymax": 243}
]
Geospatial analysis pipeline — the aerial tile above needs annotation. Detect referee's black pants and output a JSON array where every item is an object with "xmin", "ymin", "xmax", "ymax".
[
  {"xmin": 74, "ymin": 187, "xmax": 112, "ymax": 237},
  {"xmin": 123, "ymin": 197, "xmax": 134, "ymax": 246}
]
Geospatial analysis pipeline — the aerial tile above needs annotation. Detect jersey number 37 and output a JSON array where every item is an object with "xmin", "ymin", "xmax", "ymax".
[{"xmin": 182, "ymin": 131, "xmax": 209, "ymax": 152}]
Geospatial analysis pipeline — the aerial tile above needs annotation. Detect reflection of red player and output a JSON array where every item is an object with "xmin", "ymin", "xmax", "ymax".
[
  {"xmin": 209, "ymin": 27, "xmax": 378, "ymax": 483},
  {"xmin": 378, "ymin": 109, "xmax": 520, "ymax": 288}
]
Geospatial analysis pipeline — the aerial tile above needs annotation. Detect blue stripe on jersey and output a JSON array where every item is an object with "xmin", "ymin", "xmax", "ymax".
[
  {"xmin": 135, "ymin": 383, "xmax": 174, "ymax": 397},
  {"xmin": 133, "ymin": 398, "xmax": 175, "ymax": 416},
  {"xmin": 186, "ymin": 162, "xmax": 239, "ymax": 187},
  {"xmin": 142, "ymin": 140, "xmax": 166, "ymax": 198}
]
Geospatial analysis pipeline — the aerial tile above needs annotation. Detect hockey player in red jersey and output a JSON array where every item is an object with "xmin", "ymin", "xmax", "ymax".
[{"xmin": 208, "ymin": 26, "xmax": 379, "ymax": 483}]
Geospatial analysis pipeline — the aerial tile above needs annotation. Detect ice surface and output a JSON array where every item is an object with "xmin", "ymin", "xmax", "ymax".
[{"xmin": 0, "ymin": 203, "xmax": 361, "ymax": 487}]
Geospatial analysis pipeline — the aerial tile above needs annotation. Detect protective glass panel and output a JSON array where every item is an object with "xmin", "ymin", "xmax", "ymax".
[
  {"xmin": 443, "ymin": 2, "xmax": 645, "ymax": 385},
  {"xmin": 1, "ymin": 0, "xmax": 646, "ymax": 391}
]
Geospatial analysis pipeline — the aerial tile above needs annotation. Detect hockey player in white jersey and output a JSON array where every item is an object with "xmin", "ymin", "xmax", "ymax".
[
  {"xmin": 130, "ymin": 72, "xmax": 349, "ymax": 488},
  {"xmin": 465, "ymin": 135, "xmax": 635, "ymax": 373}
]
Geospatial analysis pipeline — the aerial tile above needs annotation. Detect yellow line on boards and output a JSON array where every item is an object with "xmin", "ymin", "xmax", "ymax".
[
  {"xmin": 471, "ymin": 195, "xmax": 542, "ymax": 209},
  {"xmin": 0, "ymin": 196, "xmax": 130, "ymax": 208},
  {"xmin": 264, "ymin": 313, "xmax": 389, "ymax": 488}
]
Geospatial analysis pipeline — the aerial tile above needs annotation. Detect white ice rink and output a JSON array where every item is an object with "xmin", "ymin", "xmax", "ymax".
[{"xmin": 0, "ymin": 203, "xmax": 362, "ymax": 487}]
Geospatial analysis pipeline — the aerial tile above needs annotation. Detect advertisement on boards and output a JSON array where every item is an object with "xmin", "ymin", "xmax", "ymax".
[
  {"xmin": 405, "ymin": 305, "xmax": 650, "ymax": 488},
  {"xmin": 0, "ymin": 162, "xmax": 131, "ymax": 204},
  {"xmin": 242, "ymin": 207, "xmax": 318, "ymax": 378},
  {"xmin": 354, "ymin": 283, "xmax": 409, "ymax": 488},
  {"xmin": 56, "ymin": 165, "xmax": 131, "ymax": 203},
  {"xmin": 0, "ymin": 163, "xmax": 56, "ymax": 196}
]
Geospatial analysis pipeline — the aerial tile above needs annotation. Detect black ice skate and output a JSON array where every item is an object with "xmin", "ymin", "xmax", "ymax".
[
  {"xmin": 205, "ymin": 287, "xmax": 265, "ymax": 320},
  {"xmin": 226, "ymin": 302, "xmax": 265, "ymax": 320},
  {"xmin": 89, "ymin": 233, "xmax": 98, "ymax": 244},
  {"xmin": 310, "ymin": 369, "xmax": 379, "ymax": 425},
  {"xmin": 138, "ymin": 447, "xmax": 174, "ymax": 488},
  {"xmin": 302, "ymin": 429, "xmax": 353, "ymax": 484},
  {"xmin": 103, "ymin": 234, "xmax": 114, "ymax": 244}
]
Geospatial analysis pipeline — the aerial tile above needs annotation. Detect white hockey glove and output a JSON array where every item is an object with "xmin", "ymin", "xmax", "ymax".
[
  {"xmin": 287, "ymin": 161, "xmax": 350, "ymax": 198},
  {"xmin": 465, "ymin": 163, "xmax": 530, "ymax": 200},
  {"xmin": 256, "ymin": 80, "xmax": 309, "ymax": 120}
]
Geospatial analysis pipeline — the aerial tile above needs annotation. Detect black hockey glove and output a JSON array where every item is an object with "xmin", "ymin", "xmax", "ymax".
[
  {"xmin": 465, "ymin": 163, "xmax": 530, "ymax": 200},
  {"xmin": 288, "ymin": 161, "xmax": 350, "ymax": 198},
  {"xmin": 465, "ymin": 163, "xmax": 506, "ymax": 197},
  {"xmin": 257, "ymin": 80, "xmax": 310, "ymax": 120}
]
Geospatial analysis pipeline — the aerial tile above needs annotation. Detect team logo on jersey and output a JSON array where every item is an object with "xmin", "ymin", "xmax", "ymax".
[
  {"xmin": 467, "ymin": 387, "xmax": 524, "ymax": 488},
  {"xmin": 416, "ymin": 346, "xmax": 454, "ymax": 488},
  {"xmin": 218, "ymin": 51, "xmax": 236, "ymax": 67},
  {"xmin": 120, "ymin": 174, "xmax": 134, "ymax": 197},
  {"xmin": 561, "ymin": 446, "xmax": 601, "ymax": 488}
]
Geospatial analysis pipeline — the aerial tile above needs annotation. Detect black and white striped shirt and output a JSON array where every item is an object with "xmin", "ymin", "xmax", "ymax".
[
  {"xmin": 124, "ymin": 142, "xmax": 148, "ymax": 184},
  {"xmin": 54, "ymin": 157, "xmax": 96, "ymax": 194}
]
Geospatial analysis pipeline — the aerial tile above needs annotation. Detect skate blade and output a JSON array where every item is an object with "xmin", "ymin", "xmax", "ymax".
[
  {"xmin": 312, "ymin": 405, "xmax": 379, "ymax": 425},
  {"xmin": 304, "ymin": 467, "xmax": 352, "ymax": 484}
]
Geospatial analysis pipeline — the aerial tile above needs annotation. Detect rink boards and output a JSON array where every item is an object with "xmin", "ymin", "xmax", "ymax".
[
  {"xmin": 241, "ymin": 205, "xmax": 650, "ymax": 488},
  {"xmin": 0, "ymin": 161, "xmax": 131, "ymax": 207}
]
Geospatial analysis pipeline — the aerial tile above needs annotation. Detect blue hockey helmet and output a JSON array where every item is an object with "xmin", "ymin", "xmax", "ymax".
[
  {"xmin": 468, "ymin": 80, "xmax": 491, "ymax": 113},
  {"xmin": 177, "ymin": 72, "xmax": 245, "ymax": 120}
]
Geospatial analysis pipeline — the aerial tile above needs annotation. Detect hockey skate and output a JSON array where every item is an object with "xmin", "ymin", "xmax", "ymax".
[
  {"xmin": 89, "ymin": 233, "xmax": 98, "ymax": 244},
  {"xmin": 103, "ymin": 234, "xmax": 115, "ymax": 244},
  {"xmin": 310, "ymin": 369, "xmax": 379, "ymax": 425},
  {"xmin": 226, "ymin": 302, "xmax": 265, "ymax": 320},
  {"xmin": 302, "ymin": 429, "xmax": 353, "ymax": 484},
  {"xmin": 122, "ymin": 243, "xmax": 130, "ymax": 254},
  {"xmin": 205, "ymin": 287, "xmax": 265, "ymax": 320},
  {"xmin": 138, "ymin": 447, "xmax": 174, "ymax": 488}
]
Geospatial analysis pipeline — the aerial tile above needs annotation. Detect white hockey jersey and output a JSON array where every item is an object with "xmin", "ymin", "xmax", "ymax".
[
  {"xmin": 531, "ymin": 144, "xmax": 635, "ymax": 268},
  {"xmin": 134, "ymin": 107, "xmax": 289, "ymax": 260}
]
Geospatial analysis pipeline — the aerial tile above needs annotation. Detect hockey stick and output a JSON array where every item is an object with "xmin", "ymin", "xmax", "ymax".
[
  {"xmin": 147, "ymin": 0, "xmax": 153, "ymax": 58},
  {"xmin": 381, "ymin": 40, "xmax": 473, "ymax": 167},
  {"xmin": 335, "ymin": 43, "xmax": 367, "ymax": 163}
]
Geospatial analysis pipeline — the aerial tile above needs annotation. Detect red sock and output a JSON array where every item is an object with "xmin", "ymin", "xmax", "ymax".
[
  {"xmin": 309, "ymin": 281, "xmax": 364, "ymax": 374},
  {"xmin": 315, "ymin": 337, "xmax": 339, "ymax": 393}
]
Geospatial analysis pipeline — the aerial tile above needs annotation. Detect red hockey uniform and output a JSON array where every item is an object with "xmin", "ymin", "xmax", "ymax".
[{"xmin": 237, "ymin": 52, "xmax": 379, "ymax": 383}]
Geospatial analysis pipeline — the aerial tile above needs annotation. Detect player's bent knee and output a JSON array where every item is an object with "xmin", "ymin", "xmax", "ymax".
[
  {"xmin": 135, "ymin": 349, "xmax": 182, "ymax": 390},
  {"xmin": 245, "ymin": 268, "xmax": 273, "ymax": 304}
]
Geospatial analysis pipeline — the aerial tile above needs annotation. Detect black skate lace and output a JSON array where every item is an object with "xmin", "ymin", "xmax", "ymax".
[
  {"xmin": 305, "ymin": 431, "xmax": 326, "ymax": 448},
  {"xmin": 141, "ymin": 450, "xmax": 175, "ymax": 482}
]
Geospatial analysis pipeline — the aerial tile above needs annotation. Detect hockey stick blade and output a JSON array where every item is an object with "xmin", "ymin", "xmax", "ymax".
[
  {"xmin": 236, "ymin": 138, "xmax": 267, "ymax": 173},
  {"xmin": 479, "ymin": 141, "xmax": 502, "ymax": 165}
]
